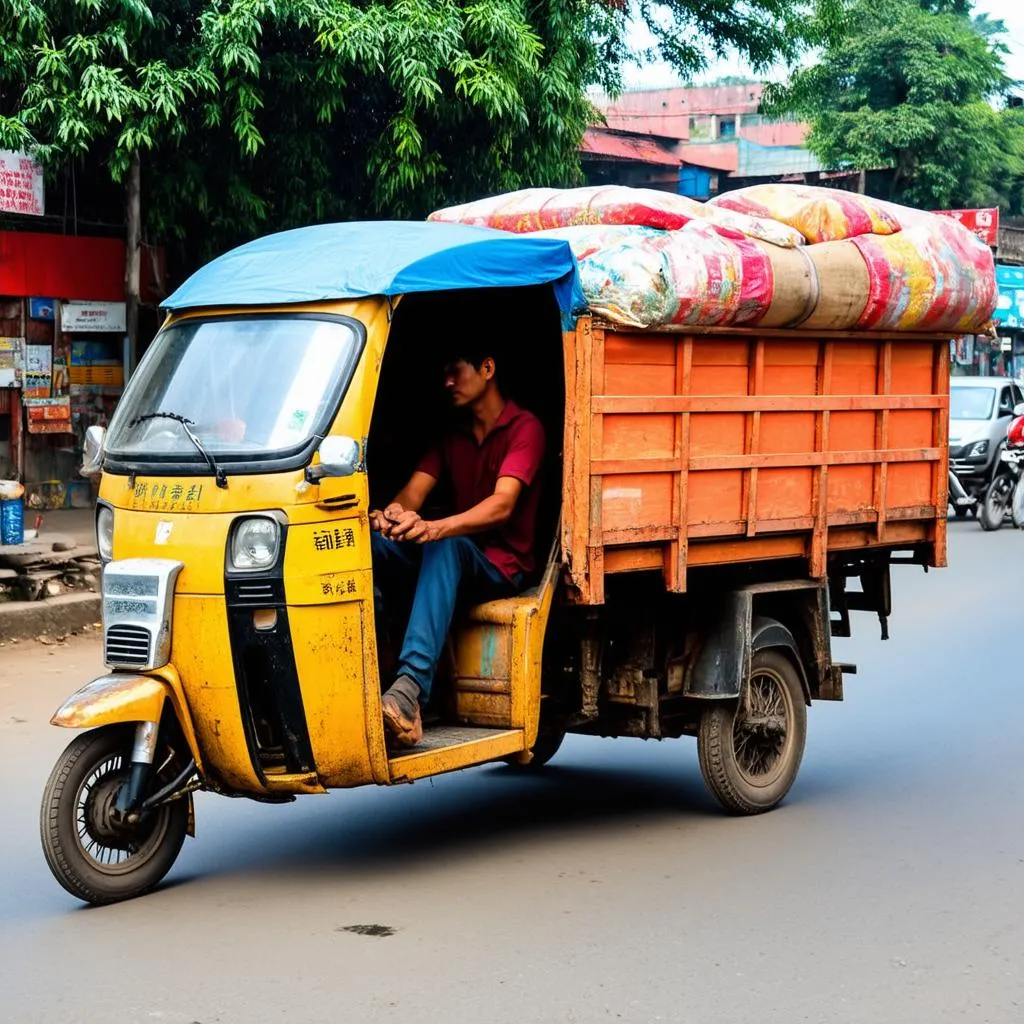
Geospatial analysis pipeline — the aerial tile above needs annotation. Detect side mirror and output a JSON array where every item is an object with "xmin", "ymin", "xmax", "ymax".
[
  {"xmin": 81, "ymin": 425, "xmax": 106, "ymax": 478},
  {"xmin": 1015, "ymin": 402, "xmax": 1024, "ymax": 417},
  {"xmin": 308, "ymin": 435, "xmax": 361, "ymax": 481}
]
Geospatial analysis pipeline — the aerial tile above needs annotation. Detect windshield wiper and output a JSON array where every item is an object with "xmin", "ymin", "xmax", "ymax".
[{"xmin": 128, "ymin": 411, "xmax": 228, "ymax": 489}]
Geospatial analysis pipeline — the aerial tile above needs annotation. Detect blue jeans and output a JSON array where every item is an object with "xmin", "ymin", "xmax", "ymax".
[{"xmin": 371, "ymin": 534, "xmax": 518, "ymax": 703}]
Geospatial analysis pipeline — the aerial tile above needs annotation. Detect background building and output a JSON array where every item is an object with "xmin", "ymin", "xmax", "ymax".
[{"xmin": 583, "ymin": 84, "xmax": 864, "ymax": 198}]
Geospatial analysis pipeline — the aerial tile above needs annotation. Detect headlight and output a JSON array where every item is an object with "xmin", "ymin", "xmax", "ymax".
[
  {"xmin": 96, "ymin": 505, "xmax": 114, "ymax": 562},
  {"xmin": 967, "ymin": 440, "xmax": 988, "ymax": 458},
  {"xmin": 230, "ymin": 517, "xmax": 280, "ymax": 571}
]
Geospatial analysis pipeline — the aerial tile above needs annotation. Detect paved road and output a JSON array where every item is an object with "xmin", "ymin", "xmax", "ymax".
[{"xmin": 1, "ymin": 521, "xmax": 1022, "ymax": 1024}]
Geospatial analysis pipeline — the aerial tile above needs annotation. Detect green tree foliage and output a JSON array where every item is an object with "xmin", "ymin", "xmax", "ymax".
[
  {"xmin": 1, "ymin": 0, "xmax": 846, "ymax": 263},
  {"xmin": 764, "ymin": 0, "xmax": 1024, "ymax": 210}
]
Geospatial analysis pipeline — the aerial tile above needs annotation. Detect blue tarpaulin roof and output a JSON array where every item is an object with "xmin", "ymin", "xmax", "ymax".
[{"xmin": 163, "ymin": 221, "xmax": 587, "ymax": 326}]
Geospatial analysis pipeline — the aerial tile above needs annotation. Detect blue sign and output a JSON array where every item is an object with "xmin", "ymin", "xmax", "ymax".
[
  {"xmin": 994, "ymin": 265, "xmax": 1024, "ymax": 329},
  {"xmin": 29, "ymin": 298, "xmax": 55, "ymax": 321}
]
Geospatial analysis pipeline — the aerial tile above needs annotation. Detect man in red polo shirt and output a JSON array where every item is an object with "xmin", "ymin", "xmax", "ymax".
[{"xmin": 370, "ymin": 344, "xmax": 546, "ymax": 747}]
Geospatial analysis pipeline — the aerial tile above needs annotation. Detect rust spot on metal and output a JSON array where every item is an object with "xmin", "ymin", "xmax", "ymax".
[{"xmin": 50, "ymin": 674, "xmax": 166, "ymax": 728}]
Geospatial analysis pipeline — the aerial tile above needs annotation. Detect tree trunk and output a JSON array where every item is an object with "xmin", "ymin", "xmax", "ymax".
[
  {"xmin": 856, "ymin": 168, "xmax": 866, "ymax": 195},
  {"xmin": 125, "ymin": 153, "xmax": 142, "ymax": 377}
]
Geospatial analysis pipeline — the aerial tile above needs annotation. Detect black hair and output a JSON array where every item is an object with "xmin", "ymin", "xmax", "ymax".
[{"xmin": 442, "ymin": 339, "xmax": 501, "ymax": 373}]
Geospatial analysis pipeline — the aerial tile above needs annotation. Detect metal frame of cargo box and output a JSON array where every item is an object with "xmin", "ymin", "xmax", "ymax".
[{"xmin": 561, "ymin": 317, "xmax": 950, "ymax": 604}]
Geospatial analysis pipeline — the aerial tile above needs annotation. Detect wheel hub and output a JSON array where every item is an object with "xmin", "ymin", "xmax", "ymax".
[
  {"xmin": 84, "ymin": 775, "xmax": 135, "ymax": 849},
  {"xmin": 733, "ymin": 672, "xmax": 790, "ymax": 780}
]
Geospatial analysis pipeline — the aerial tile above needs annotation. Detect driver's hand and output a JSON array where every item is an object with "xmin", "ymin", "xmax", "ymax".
[
  {"xmin": 386, "ymin": 509, "xmax": 422, "ymax": 541},
  {"xmin": 369, "ymin": 510, "xmax": 387, "ymax": 534},
  {"xmin": 404, "ymin": 519, "xmax": 441, "ymax": 544}
]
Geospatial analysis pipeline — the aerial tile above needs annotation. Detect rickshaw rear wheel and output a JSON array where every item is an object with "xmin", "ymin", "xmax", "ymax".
[
  {"xmin": 697, "ymin": 650, "xmax": 807, "ymax": 816},
  {"xmin": 40, "ymin": 724, "xmax": 189, "ymax": 906}
]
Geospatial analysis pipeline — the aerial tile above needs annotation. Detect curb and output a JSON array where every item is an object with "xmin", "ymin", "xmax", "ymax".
[{"xmin": 0, "ymin": 593, "xmax": 102, "ymax": 643}]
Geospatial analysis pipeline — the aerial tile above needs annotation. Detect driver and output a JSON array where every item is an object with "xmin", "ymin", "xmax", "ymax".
[{"xmin": 370, "ymin": 342, "xmax": 545, "ymax": 747}]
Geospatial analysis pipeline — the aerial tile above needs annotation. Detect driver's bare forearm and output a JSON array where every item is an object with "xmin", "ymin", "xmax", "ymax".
[
  {"xmin": 392, "ymin": 487, "xmax": 424, "ymax": 512},
  {"xmin": 431, "ymin": 493, "xmax": 516, "ymax": 540},
  {"xmin": 391, "ymin": 471, "xmax": 436, "ymax": 513}
]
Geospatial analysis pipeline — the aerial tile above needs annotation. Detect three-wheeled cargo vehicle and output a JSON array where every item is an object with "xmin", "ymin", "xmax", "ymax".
[{"xmin": 41, "ymin": 222, "xmax": 949, "ymax": 904}]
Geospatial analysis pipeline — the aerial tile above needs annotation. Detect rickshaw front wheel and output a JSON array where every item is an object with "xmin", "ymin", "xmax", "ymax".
[{"xmin": 40, "ymin": 724, "xmax": 189, "ymax": 906}]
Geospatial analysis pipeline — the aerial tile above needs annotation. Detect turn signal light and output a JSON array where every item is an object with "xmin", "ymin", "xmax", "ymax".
[{"xmin": 252, "ymin": 609, "xmax": 278, "ymax": 631}]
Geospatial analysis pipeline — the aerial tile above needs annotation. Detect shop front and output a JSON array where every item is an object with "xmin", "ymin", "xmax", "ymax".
[
  {"xmin": 992, "ymin": 264, "xmax": 1024, "ymax": 383},
  {"xmin": 0, "ymin": 231, "xmax": 128, "ymax": 508},
  {"xmin": 949, "ymin": 264, "xmax": 1024, "ymax": 380}
]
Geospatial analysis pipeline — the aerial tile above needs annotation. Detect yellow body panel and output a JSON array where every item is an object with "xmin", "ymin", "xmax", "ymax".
[
  {"xmin": 78, "ymin": 295, "xmax": 555, "ymax": 795},
  {"xmin": 287, "ymin": 598, "xmax": 377, "ymax": 788},
  {"xmin": 389, "ymin": 730, "xmax": 524, "ymax": 783},
  {"xmin": 168, "ymin": 596, "xmax": 262, "ymax": 790}
]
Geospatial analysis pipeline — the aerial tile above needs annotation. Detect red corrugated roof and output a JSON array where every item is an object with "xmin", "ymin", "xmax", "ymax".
[
  {"xmin": 581, "ymin": 129, "xmax": 681, "ymax": 167},
  {"xmin": 679, "ymin": 142, "xmax": 740, "ymax": 172}
]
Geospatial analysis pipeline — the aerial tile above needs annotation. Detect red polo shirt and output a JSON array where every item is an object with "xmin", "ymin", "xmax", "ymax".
[{"xmin": 416, "ymin": 400, "xmax": 546, "ymax": 581}]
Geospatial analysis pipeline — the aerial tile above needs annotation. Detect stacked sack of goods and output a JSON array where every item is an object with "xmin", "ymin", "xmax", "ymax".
[{"xmin": 428, "ymin": 185, "xmax": 997, "ymax": 333}]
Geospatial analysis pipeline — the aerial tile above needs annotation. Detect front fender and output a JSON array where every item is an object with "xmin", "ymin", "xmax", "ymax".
[{"xmin": 50, "ymin": 667, "xmax": 202, "ymax": 770}]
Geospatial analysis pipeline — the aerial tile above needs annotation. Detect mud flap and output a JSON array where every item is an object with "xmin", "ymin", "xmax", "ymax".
[
  {"xmin": 186, "ymin": 793, "xmax": 196, "ymax": 838},
  {"xmin": 684, "ymin": 590, "xmax": 752, "ymax": 699}
]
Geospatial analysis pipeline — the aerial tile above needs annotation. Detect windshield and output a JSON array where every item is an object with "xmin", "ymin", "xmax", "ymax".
[
  {"xmin": 107, "ymin": 316, "xmax": 361, "ymax": 460},
  {"xmin": 950, "ymin": 386, "xmax": 995, "ymax": 422}
]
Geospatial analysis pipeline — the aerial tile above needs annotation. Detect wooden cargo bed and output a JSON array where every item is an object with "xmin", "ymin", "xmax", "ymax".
[{"xmin": 561, "ymin": 317, "xmax": 949, "ymax": 604}]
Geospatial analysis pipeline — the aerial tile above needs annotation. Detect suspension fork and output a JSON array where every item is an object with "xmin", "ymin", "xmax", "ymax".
[{"xmin": 113, "ymin": 721, "xmax": 159, "ymax": 822}]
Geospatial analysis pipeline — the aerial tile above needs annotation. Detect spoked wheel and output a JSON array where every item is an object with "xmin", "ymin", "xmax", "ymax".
[
  {"xmin": 698, "ymin": 650, "xmax": 807, "ymax": 815},
  {"xmin": 980, "ymin": 474, "xmax": 1013, "ymax": 531},
  {"xmin": 41, "ymin": 725, "xmax": 189, "ymax": 905}
]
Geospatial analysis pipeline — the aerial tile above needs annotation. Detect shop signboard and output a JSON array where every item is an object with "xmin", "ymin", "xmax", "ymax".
[
  {"xmin": 994, "ymin": 265, "xmax": 1024, "ymax": 329},
  {"xmin": 29, "ymin": 298, "xmax": 55, "ymax": 321},
  {"xmin": 932, "ymin": 208, "xmax": 999, "ymax": 247},
  {"xmin": 24, "ymin": 396, "xmax": 72, "ymax": 434},
  {"xmin": 60, "ymin": 300, "xmax": 127, "ymax": 333},
  {"xmin": 0, "ymin": 150, "xmax": 44, "ymax": 216},
  {"xmin": 24, "ymin": 344, "xmax": 52, "ymax": 398},
  {"xmin": 0, "ymin": 337, "xmax": 22, "ymax": 388}
]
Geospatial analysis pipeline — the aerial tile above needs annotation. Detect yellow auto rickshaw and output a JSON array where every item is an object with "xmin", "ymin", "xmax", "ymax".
[
  {"xmin": 41, "ymin": 222, "xmax": 584, "ymax": 904},
  {"xmin": 43, "ymin": 219, "xmax": 928, "ymax": 905}
]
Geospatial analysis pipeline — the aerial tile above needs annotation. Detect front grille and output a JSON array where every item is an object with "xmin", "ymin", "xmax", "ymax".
[
  {"xmin": 236, "ymin": 582, "xmax": 275, "ymax": 602},
  {"xmin": 105, "ymin": 624, "xmax": 152, "ymax": 667},
  {"xmin": 227, "ymin": 577, "xmax": 285, "ymax": 606}
]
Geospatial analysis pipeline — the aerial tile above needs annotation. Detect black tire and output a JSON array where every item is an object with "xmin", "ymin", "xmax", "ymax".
[
  {"xmin": 697, "ymin": 649, "xmax": 807, "ymax": 816},
  {"xmin": 953, "ymin": 505, "xmax": 971, "ymax": 519},
  {"xmin": 40, "ymin": 725, "xmax": 188, "ymax": 906},
  {"xmin": 1012, "ymin": 478, "xmax": 1024, "ymax": 529},
  {"xmin": 980, "ymin": 475, "xmax": 1012, "ymax": 532},
  {"xmin": 503, "ymin": 728, "xmax": 566, "ymax": 770}
]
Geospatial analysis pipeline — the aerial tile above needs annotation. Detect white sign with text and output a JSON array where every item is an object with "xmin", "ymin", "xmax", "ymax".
[
  {"xmin": 60, "ymin": 301, "xmax": 127, "ymax": 333},
  {"xmin": 0, "ymin": 150, "xmax": 44, "ymax": 216}
]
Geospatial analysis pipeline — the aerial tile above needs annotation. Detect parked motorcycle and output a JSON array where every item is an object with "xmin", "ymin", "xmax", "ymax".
[{"xmin": 980, "ymin": 407, "xmax": 1024, "ymax": 531}]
